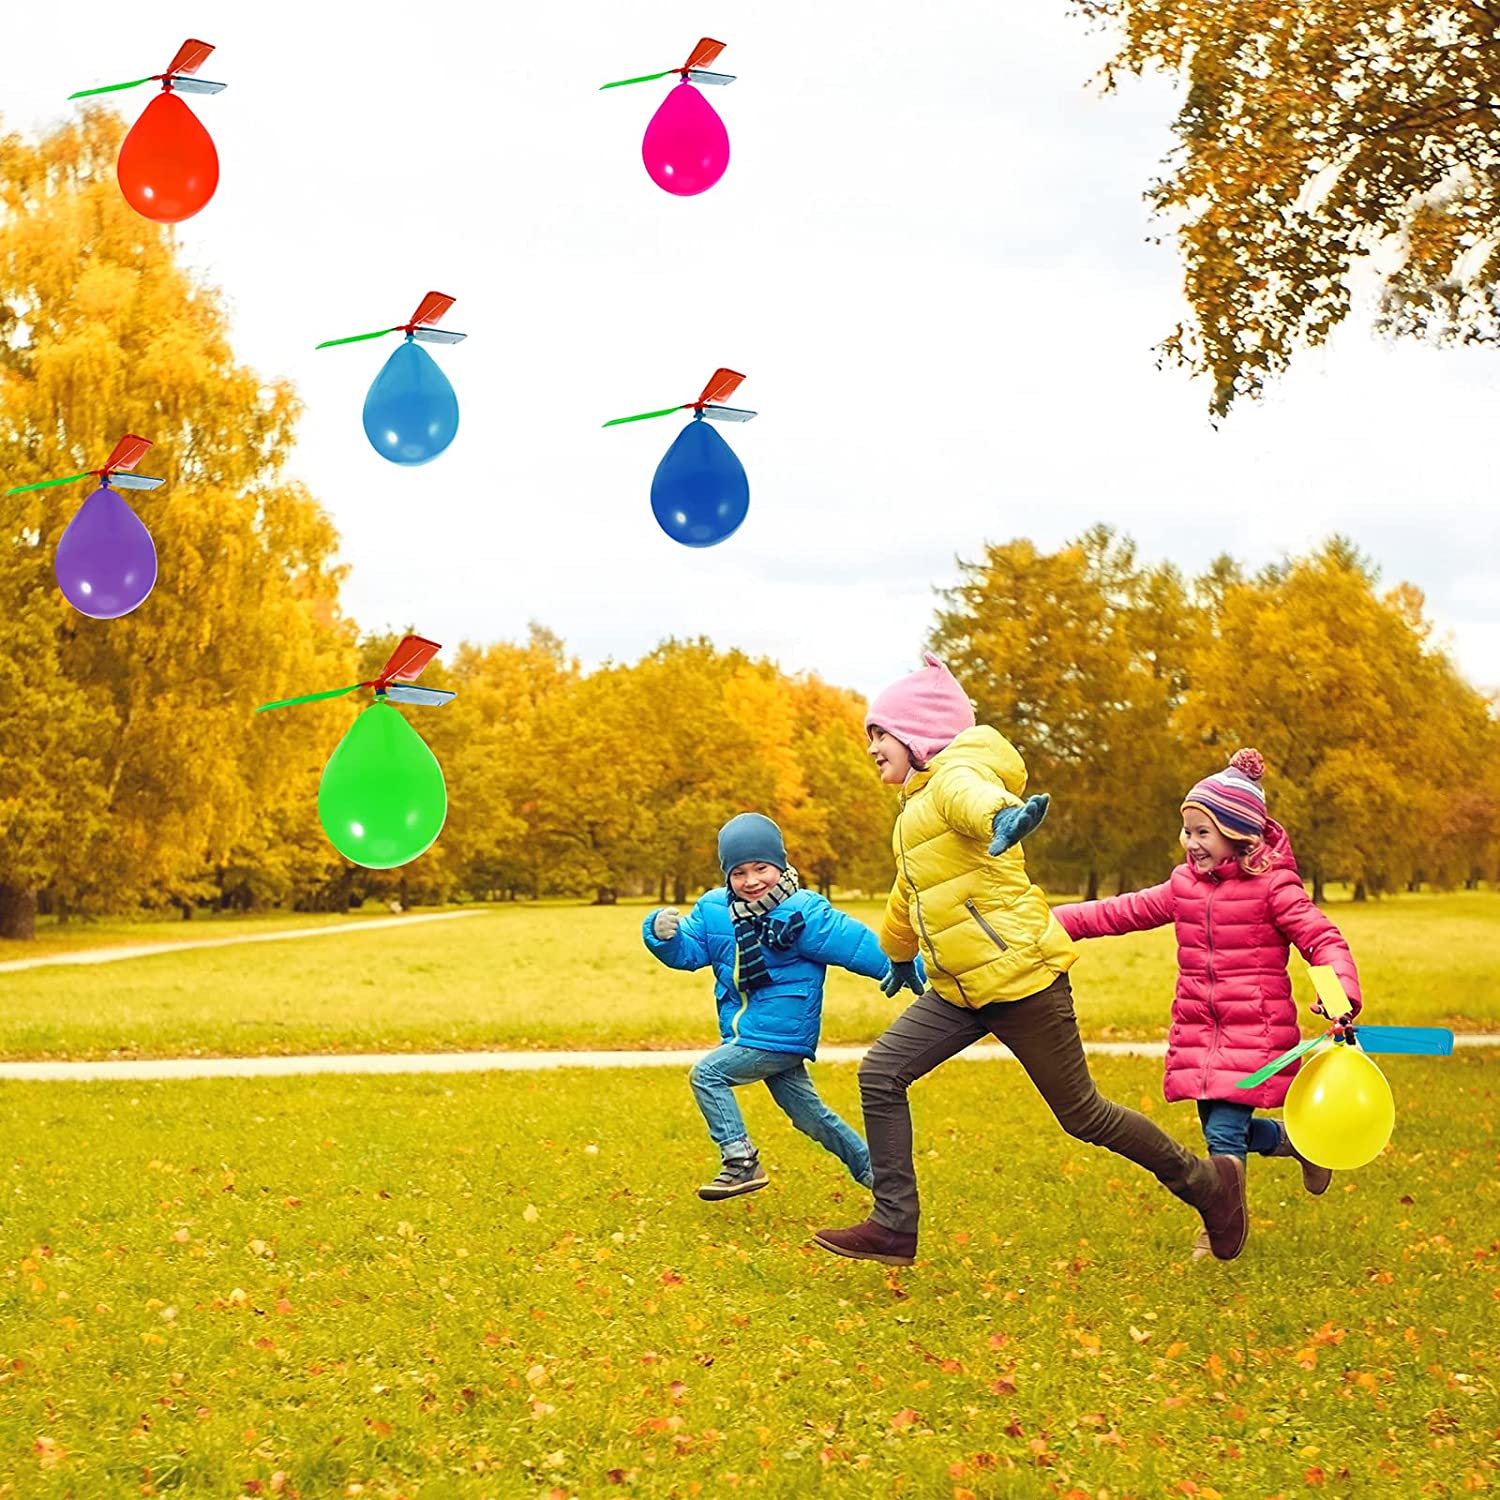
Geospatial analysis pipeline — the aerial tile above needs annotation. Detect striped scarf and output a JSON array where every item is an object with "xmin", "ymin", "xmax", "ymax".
[{"xmin": 729, "ymin": 865, "xmax": 804, "ymax": 993}]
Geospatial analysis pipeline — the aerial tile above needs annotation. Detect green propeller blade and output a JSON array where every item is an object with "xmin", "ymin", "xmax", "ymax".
[
  {"xmin": 68, "ymin": 77, "xmax": 155, "ymax": 99},
  {"xmin": 315, "ymin": 328, "xmax": 400, "ymax": 349},
  {"xmin": 4, "ymin": 471, "xmax": 94, "ymax": 495},
  {"xmin": 1235, "ymin": 1030, "xmax": 1332, "ymax": 1089},
  {"xmin": 255, "ymin": 683, "xmax": 365, "ymax": 713},
  {"xmin": 600, "ymin": 69, "xmax": 679, "ymax": 90},
  {"xmin": 602, "ymin": 405, "xmax": 687, "ymax": 428}
]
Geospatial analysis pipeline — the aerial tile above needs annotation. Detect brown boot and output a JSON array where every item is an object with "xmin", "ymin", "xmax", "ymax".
[
  {"xmin": 812, "ymin": 1217, "xmax": 917, "ymax": 1266},
  {"xmin": 1195, "ymin": 1156, "xmax": 1248, "ymax": 1261},
  {"xmin": 1271, "ymin": 1124, "xmax": 1332, "ymax": 1196}
]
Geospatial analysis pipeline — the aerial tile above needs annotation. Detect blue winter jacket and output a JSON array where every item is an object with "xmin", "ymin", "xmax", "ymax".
[{"xmin": 642, "ymin": 887, "xmax": 891, "ymax": 1058}]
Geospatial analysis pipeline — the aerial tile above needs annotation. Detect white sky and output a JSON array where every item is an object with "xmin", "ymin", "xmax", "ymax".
[{"xmin": 7, "ymin": 2, "xmax": 1498, "ymax": 703}]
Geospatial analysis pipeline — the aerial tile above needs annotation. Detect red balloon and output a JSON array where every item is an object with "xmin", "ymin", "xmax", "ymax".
[{"xmin": 117, "ymin": 92, "xmax": 219, "ymax": 223}]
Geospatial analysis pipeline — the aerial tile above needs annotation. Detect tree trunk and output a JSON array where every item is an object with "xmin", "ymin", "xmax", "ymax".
[
  {"xmin": 673, "ymin": 876, "xmax": 687, "ymax": 905},
  {"xmin": 658, "ymin": 873, "xmax": 668, "ymax": 903},
  {"xmin": 1312, "ymin": 870, "xmax": 1325, "ymax": 905},
  {"xmin": 593, "ymin": 887, "xmax": 618, "ymax": 906},
  {"xmin": 1352, "ymin": 880, "xmax": 1367, "ymax": 903},
  {"xmin": 0, "ymin": 884, "xmax": 38, "ymax": 941},
  {"xmin": 1085, "ymin": 869, "xmax": 1099, "ymax": 901}
]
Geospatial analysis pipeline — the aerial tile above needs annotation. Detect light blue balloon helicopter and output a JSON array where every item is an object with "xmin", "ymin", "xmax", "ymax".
[{"xmin": 317, "ymin": 291, "xmax": 466, "ymax": 466}]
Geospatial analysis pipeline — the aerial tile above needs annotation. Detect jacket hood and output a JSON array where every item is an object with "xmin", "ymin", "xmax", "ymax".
[{"xmin": 905, "ymin": 725, "xmax": 1029, "ymax": 799}]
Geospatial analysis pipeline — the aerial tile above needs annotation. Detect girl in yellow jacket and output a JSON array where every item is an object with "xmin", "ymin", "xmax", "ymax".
[{"xmin": 812, "ymin": 655, "xmax": 1246, "ymax": 1267}]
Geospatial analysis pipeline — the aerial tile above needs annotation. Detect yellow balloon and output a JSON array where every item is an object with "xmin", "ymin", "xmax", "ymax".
[{"xmin": 1284, "ymin": 1045, "xmax": 1395, "ymax": 1170}]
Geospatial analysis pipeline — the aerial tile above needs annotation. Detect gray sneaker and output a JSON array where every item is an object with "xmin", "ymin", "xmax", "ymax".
[{"xmin": 698, "ymin": 1154, "xmax": 769, "ymax": 1201}]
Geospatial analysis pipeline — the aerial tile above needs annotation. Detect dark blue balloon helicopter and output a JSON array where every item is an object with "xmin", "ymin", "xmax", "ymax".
[{"xmin": 605, "ymin": 368, "xmax": 755, "ymax": 547}]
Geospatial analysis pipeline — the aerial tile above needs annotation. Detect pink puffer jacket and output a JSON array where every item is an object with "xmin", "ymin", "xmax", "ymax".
[{"xmin": 1053, "ymin": 821, "xmax": 1360, "ymax": 1107}]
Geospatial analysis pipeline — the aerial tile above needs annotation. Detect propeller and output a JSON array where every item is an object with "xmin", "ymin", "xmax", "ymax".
[
  {"xmin": 604, "ymin": 368, "xmax": 756, "ymax": 427},
  {"xmin": 1235, "ymin": 966, "xmax": 1455, "ymax": 1090},
  {"xmin": 4, "ymin": 434, "xmax": 163, "ymax": 495},
  {"xmin": 601, "ymin": 37, "xmax": 735, "ymax": 90},
  {"xmin": 69, "ymin": 39, "xmax": 227, "ymax": 99},
  {"xmin": 256, "ymin": 635, "xmax": 457, "ymax": 714},
  {"xmin": 316, "ymin": 292, "xmax": 467, "ymax": 350}
]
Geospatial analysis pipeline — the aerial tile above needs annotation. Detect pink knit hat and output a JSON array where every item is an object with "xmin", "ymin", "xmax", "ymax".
[
  {"xmin": 1182, "ymin": 748, "xmax": 1269, "ymax": 840},
  {"xmin": 865, "ymin": 653, "xmax": 976, "ymax": 768}
]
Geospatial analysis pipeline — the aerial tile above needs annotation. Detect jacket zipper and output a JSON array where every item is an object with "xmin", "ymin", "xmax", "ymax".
[
  {"xmin": 965, "ymin": 899, "xmax": 1009, "ymax": 951},
  {"xmin": 897, "ymin": 799, "xmax": 967, "ymax": 1003},
  {"xmin": 729, "ymin": 947, "xmax": 749, "ymax": 1040},
  {"xmin": 1204, "ymin": 881, "xmax": 1221, "ymax": 1094}
]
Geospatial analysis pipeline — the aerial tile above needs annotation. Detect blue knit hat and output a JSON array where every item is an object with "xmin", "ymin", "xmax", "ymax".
[{"xmin": 718, "ymin": 813, "xmax": 787, "ymax": 875}]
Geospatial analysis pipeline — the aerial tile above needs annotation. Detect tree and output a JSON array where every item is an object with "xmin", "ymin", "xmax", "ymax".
[
  {"xmin": 1178, "ymin": 539, "xmax": 1495, "ymax": 900},
  {"xmin": 931, "ymin": 527, "xmax": 1197, "ymax": 897},
  {"xmin": 0, "ymin": 112, "xmax": 350, "ymax": 937},
  {"xmin": 784, "ymin": 674, "xmax": 897, "ymax": 896},
  {"xmin": 1079, "ymin": 0, "xmax": 1500, "ymax": 413}
]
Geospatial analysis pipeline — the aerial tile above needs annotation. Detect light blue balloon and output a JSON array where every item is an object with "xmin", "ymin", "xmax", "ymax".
[{"xmin": 362, "ymin": 338, "xmax": 459, "ymax": 466}]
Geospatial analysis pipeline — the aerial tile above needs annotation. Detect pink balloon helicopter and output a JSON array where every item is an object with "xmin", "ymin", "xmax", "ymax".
[{"xmin": 601, "ymin": 38, "xmax": 736, "ymax": 197}]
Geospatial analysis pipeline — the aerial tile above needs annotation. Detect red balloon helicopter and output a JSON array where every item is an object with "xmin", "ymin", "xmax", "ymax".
[{"xmin": 70, "ymin": 38, "xmax": 227, "ymax": 223}]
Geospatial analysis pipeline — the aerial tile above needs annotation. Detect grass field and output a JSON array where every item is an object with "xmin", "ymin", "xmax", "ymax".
[
  {"xmin": 0, "ymin": 1052, "xmax": 1494, "ymax": 1498},
  {"xmin": 1, "ymin": 893, "xmax": 1496, "ymax": 1061}
]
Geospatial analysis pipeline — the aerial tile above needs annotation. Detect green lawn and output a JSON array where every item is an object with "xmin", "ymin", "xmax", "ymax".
[
  {"xmin": 0, "ymin": 893, "xmax": 1496, "ymax": 1061},
  {"xmin": 0, "ymin": 1053, "xmax": 1494, "ymax": 1497}
]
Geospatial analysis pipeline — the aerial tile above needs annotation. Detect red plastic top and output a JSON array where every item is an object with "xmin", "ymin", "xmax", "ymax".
[
  {"xmin": 405, "ymin": 292, "xmax": 456, "ymax": 329},
  {"xmin": 99, "ymin": 434, "xmax": 153, "ymax": 473},
  {"xmin": 164, "ymin": 39, "xmax": 215, "ymax": 77},
  {"xmin": 683, "ymin": 38, "xmax": 725, "ymax": 72},
  {"xmin": 693, "ymin": 368, "xmax": 745, "ymax": 407},
  {"xmin": 376, "ymin": 634, "xmax": 442, "ymax": 687}
]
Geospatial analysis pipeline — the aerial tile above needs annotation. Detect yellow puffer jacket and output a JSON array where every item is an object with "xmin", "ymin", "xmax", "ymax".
[{"xmin": 880, "ymin": 726, "xmax": 1077, "ymax": 1007}]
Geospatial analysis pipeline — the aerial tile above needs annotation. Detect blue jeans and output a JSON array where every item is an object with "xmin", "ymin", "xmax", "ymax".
[
  {"xmin": 1198, "ymin": 1099, "xmax": 1285, "ymax": 1160},
  {"xmin": 689, "ymin": 1043, "xmax": 872, "ymax": 1186}
]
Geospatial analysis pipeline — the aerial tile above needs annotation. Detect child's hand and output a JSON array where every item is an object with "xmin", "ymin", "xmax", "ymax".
[
  {"xmin": 1311, "ymin": 994, "xmax": 1362, "ymax": 1020},
  {"xmin": 880, "ymin": 959, "xmax": 925, "ymax": 998},
  {"xmin": 651, "ymin": 908, "xmax": 681, "ymax": 940},
  {"xmin": 988, "ymin": 793, "xmax": 1050, "ymax": 856}
]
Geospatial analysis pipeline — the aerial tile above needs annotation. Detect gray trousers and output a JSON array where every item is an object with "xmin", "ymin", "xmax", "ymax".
[{"xmin": 858, "ymin": 976, "xmax": 1215, "ymax": 1234}]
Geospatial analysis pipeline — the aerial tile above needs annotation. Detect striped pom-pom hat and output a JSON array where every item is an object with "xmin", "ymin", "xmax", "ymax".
[{"xmin": 1181, "ymin": 748, "xmax": 1268, "ymax": 840}]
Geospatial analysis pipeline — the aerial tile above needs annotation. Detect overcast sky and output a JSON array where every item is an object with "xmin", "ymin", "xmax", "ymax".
[{"xmin": 7, "ymin": 2, "xmax": 1498, "ymax": 704}]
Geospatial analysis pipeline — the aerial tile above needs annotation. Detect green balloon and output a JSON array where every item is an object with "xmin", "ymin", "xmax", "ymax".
[{"xmin": 318, "ymin": 699, "xmax": 447, "ymax": 869}]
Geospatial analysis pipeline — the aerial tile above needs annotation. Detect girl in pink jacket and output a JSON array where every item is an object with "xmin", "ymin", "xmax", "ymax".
[{"xmin": 1053, "ymin": 749, "xmax": 1361, "ymax": 1259}]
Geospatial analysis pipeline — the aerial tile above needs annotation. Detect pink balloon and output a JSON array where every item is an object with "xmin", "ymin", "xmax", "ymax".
[{"xmin": 642, "ymin": 82, "xmax": 729, "ymax": 196}]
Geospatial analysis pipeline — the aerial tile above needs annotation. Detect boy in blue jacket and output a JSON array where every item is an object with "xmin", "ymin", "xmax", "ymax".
[{"xmin": 644, "ymin": 813, "xmax": 924, "ymax": 1201}]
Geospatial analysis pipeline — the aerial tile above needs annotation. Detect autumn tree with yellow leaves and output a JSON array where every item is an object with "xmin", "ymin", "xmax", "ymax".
[
  {"xmin": 1078, "ymin": 0, "xmax": 1500, "ymax": 413},
  {"xmin": 0, "ymin": 112, "xmax": 351, "ymax": 937}
]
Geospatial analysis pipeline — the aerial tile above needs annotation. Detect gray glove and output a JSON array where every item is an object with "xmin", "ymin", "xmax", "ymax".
[
  {"xmin": 988, "ymin": 794, "xmax": 1050, "ymax": 856},
  {"xmin": 651, "ymin": 907, "xmax": 681, "ymax": 941},
  {"xmin": 880, "ymin": 958, "xmax": 926, "ymax": 998}
]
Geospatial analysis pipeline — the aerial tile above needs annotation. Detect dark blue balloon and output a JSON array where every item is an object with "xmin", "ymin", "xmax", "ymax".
[
  {"xmin": 362, "ymin": 338, "xmax": 459, "ymax": 466},
  {"xmin": 649, "ymin": 418, "xmax": 750, "ymax": 547}
]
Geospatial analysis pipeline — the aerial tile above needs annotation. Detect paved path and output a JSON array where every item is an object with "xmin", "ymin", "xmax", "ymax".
[
  {"xmin": 0, "ymin": 909, "xmax": 484, "ymax": 974},
  {"xmin": 0, "ymin": 1034, "xmax": 1490, "ymax": 1083}
]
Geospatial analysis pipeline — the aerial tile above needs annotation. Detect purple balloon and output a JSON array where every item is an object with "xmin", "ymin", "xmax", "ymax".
[{"xmin": 54, "ymin": 484, "xmax": 158, "ymax": 619}]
